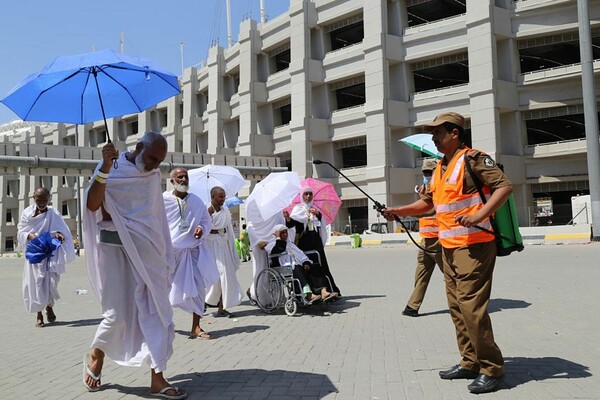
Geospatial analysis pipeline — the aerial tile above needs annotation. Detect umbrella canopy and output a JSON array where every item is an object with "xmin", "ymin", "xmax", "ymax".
[
  {"xmin": 246, "ymin": 171, "xmax": 301, "ymax": 223},
  {"xmin": 224, "ymin": 196, "xmax": 244, "ymax": 209},
  {"xmin": 25, "ymin": 232, "xmax": 62, "ymax": 264},
  {"xmin": 287, "ymin": 177, "xmax": 342, "ymax": 225},
  {"xmin": 400, "ymin": 133, "xmax": 443, "ymax": 158},
  {"xmin": 1, "ymin": 49, "xmax": 181, "ymax": 143},
  {"xmin": 188, "ymin": 164, "xmax": 245, "ymax": 204}
]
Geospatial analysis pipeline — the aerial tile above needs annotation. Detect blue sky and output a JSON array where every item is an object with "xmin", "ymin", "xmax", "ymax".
[{"xmin": 0, "ymin": 0, "xmax": 289, "ymax": 125}]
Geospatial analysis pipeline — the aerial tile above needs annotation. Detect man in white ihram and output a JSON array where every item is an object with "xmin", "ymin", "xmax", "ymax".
[
  {"xmin": 83, "ymin": 132, "xmax": 187, "ymax": 399},
  {"xmin": 205, "ymin": 186, "xmax": 243, "ymax": 318},
  {"xmin": 18, "ymin": 187, "xmax": 76, "ymax": 327},
  {"xmin": 163, "ymin": 167, "xmax": 219, "ymax": 339}
]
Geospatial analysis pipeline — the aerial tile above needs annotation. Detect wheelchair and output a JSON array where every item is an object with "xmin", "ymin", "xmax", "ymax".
[{"xmin": 254, "ymin": 249, "xmax": 332, "ymax": 316}]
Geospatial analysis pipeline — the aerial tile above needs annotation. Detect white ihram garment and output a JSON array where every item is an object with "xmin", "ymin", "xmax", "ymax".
[
  {"xmin": 83, "ymin": 152, "xmax": 175, "ymax": 372},
  {"xmin": 17, "ymin": 205, "xmax": 76, "ymax": 313},
  {"xmin": 247, "ymin": 213, "xmax": 291, "ymax": 300},
  {"xmin": 163, "ymin": 191, "xmax": 219, "ymax": 316},
  {"xmin": 205, "ymin": 206, "xmax": 243, "ymax": 309}
]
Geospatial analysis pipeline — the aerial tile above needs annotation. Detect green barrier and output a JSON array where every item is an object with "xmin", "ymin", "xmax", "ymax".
[{"xmin": 350, "ymin": 234, "xmax": 362, "ymax": 248}]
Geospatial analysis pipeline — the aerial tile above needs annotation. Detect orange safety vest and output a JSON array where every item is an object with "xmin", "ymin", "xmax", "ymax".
[
  {"xmin": 430, "ymin": 148, "xmax": 495, "ymax": 249},
  {"xmin": 419, "ymin": 216, "xmax": 438, "ymax": 239}
]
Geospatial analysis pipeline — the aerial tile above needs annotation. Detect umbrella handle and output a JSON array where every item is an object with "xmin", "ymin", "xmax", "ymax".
[{"xmin": 93, "ymin": 68, "xmax": 118, "ymax": 169}]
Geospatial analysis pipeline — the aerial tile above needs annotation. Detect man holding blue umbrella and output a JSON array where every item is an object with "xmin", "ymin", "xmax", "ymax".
[{"xmin": 83, "ymin": 132, "xmax": 187, "ymax": 399}]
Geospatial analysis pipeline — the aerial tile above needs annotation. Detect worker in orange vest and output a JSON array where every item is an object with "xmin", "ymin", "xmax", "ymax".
[
  {"xmin": 383, "ymin": 112, "xmax": 512, "ymax": 395},
  {"xmin": 402, "ymin": 158, "xmax": 443, "ymax": 317}
]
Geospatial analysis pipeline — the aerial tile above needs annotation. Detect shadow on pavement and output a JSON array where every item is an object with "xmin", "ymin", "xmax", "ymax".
[
  {"xmin": 419, "ymin": 297, "xmax": 530, "ymax": 317},
  {"xmin": 488, "ymin": 298, "xmax": 531, "ymax": 313},
  {"xmin": 174, "ymin": 368, "xmax": 337, "ymax": 399},
  {"xmin": 504, "ymin": 356, "xmax": 592, "ymax": 389},
  {"xmin": 47, "ymin": 318, "xmax": 103, "ymax": 327},
  {"xmin": 176, "ymin": 324, "xmax": 269, "ymax": 339}
]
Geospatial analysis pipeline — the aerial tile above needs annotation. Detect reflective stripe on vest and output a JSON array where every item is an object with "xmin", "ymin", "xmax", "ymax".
[
  {"xmin": 430, "ymin": 148, "xmax": 495, "ymax": 248},
  {"xmin": 419, "ymin": 216, "xmax": 439, "ymax": 239}
]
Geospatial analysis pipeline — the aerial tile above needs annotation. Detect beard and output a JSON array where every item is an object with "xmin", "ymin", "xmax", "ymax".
[
  {"xmin": 174, "ymin": 184, "xmax": 189, "ymax": 193},
  {"xmin": 135, "ymin": 151, "xmax": 151, "ymax": 173}
]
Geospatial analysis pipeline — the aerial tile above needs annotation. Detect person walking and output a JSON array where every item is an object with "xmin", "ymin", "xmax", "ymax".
[
  {"xmin": 402, "ymin": 159, "xmax": 443, "ymax": 317},
  {"xmin": 83, "ymin": 132, "xmax": 187, "ymax": 399},
  {"xmin": 17, "ymin": 187, "xmax": 76, "ymax": 327},
  {"xmin": 205, "ymin": 186, "xmax": 244, "ymax": 318},
  {"xmin": 382, "ymin": 112, "xmax": 511, "ymax": 394},
  {"xmin": 239, "ymin": 224, "xmax": 251, "ymax": 262},
  {"xmin": 163, "ymin": 168, "xmax": 219, "ymax": 340}
]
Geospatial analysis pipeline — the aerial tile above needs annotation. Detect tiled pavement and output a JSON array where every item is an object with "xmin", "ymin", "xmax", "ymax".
[{"xmin": 1, "ymin": 243, "xmax": 599, "ymax": 399}]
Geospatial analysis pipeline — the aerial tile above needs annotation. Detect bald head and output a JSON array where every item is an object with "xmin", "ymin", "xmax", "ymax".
[
  {"xmin": 210, "ymin": 186, "xmax": 226, "ymax": 208},
  {"xmin": 33, "ymin": 187, "xmax": 50, "ymax": 211},
  {"xmin": 132, "ymin": 131, "xmax": 168, "ymax": 172},
  {"xmin": 170, "ymin": 167, "xmax": 188, "ymax": 180}
]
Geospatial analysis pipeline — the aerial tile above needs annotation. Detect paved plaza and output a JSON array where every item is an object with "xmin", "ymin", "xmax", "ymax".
[{"xmin": 1, "ymin": 243, "xmax": 599, "ymax": 399}]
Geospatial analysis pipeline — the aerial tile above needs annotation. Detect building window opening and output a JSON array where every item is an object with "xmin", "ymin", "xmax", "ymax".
[
  {"xmin": 5, "ymin": 238, "xmax": 14, "ymax": 252},
  {"xmin": 406, "ymin": 0, "xmax": 466, "ymax": 28},
  {"xmin": 333, "ymin": 82, "xmax": 366, "ymax": 111},
  {"xmin": 277, "ymin": 151, "xmax": 292, "ymax": 171},
  {"xmin": 524, "ymin": 107, "xmax": 591, "ymax": 146},
  {"xmin": 6, "ymin": 210, "xmax": 12, "ymax": 223},
  {"xmin": 273, "ymin": 98, "xmax": 292, "ymax": 128},
  {"xmin": 269, "ymin": 44, "xmax": 290, "ymax": 74},
  {"xmin": 329, "ymin": 20, "xmax": 364, "ymax": 51},
  {"xmin": 519, "ymin": 31, "xmax": 600, "ymax": 74},
  {"xmin": 411, "ymin": 53, "xmax": 469, "ymax": 93},
  {"xmin": 62, "ymin": 202, "xmax": 69, "ymax": 216}
]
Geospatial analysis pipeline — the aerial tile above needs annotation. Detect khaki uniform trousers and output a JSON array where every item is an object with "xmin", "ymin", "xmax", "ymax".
[
  {"xmin": 442, "ymin": 240, "xmax": 504, "ymax": 377},
  {"xmin": 407, "ymin": 237, "xmax": 443, "ymax": 310}
]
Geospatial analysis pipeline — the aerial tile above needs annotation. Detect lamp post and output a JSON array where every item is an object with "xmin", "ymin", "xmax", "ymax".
[{"xmin": 577, "ymin": 0, "xmax": 600, "ymax": 240}]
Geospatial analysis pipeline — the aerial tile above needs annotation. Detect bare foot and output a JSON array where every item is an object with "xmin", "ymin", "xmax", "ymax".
[
  {"xmin": 151, "ymin": 370, "xmax": 187, "ymax": 399},
  {"xmin": 84, "ymin": 350, "xmax": 104, "ymax": 390}
]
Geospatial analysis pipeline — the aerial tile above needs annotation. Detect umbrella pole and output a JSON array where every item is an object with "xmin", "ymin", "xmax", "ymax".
[
  {"xmin": 313, "ymin": 159, "xmax": 438, "ymax": 254},
  {"xmin": 92, "ymin": 68, "xmax": 118, "ymax": 169}
]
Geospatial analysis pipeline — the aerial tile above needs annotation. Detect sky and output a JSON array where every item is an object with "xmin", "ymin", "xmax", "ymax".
[{"xmin": 0, "ymin": 0, "xmax": 290, "ymax": 125}]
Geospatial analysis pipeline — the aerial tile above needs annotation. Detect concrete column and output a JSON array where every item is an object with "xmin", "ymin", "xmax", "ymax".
[
  {"xmin": 206, "ymin": 46, "xmax": 225, "ymax": 154},
  {"xmin": 289, "ymin": 0, "xmax": 314, "ymax": 178},
  {"xmin": 466, "ymin": 0, "xmax": 499, "ymax": 155},
  {"xmin": 181, "ymin": 66, "xmax": 199, "ymax": 153},
  {"xmin": 364, "ymin": 0, "xmax": 390, "ymax": 223},
  {"xmin": 237, "ymin": 19, "xmax": 259, "ymax": 157}
]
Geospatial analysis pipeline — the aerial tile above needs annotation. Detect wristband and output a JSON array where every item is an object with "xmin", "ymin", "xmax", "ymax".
[
  {"xmin": 97, "ymin": 170, "xmax": 109, "ymax": 179},
  {"xmin": 95, "ymin": 175, "xmax": 107, "ymax": 184}
]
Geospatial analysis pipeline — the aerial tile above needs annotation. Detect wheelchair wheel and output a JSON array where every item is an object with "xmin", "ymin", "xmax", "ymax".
[
  {"xmin": 284, "ymin": 298, "xmax": 298, "ymax": 316},
  {"xmin": 255, "ymin": 268, "xmax": 284, "ymax": 313}
]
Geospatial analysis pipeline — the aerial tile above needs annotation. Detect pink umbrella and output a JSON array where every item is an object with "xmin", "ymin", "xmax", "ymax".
[{"xmin": 286, "ymin": 177, "xmax": 342, "ymax": 225}]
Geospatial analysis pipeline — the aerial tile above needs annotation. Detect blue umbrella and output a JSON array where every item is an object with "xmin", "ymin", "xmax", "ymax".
[
  {"xmin": 224, "ymin": 196, "xmax": 244, "ymax": 208},
  {"xmin": 25, "ymin": 232, "xmax": 62, "ymax": 264},
  {"xmin": 1, "ymin": 49, "xmax": 181, "ymax": 166}
]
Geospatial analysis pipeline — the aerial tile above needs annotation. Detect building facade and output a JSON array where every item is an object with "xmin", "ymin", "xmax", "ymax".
[{"xmin": 2, "ymin": 0, "xmax": 599, "ymax": 251}]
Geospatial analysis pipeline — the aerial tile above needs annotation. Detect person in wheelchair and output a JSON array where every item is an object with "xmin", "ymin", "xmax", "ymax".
[{"xmin": 259, "ymin": 224, "xmax": 338, "ymax": 303}]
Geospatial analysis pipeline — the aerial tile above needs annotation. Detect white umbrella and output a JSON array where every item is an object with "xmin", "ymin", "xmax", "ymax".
[
  {"xmin": 246, "ymin": 171, "xmax": 301, "ymax": 223},
  {"xmin": 188, "ymin": 164, "xmax": 245, "ymax": 204},
  {"xmin": 400, "ymin": 133, "xmax": 443, "ymax": 158}
]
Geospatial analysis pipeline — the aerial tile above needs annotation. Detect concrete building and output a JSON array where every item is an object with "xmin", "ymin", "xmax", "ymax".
[{"xmin": 2, "ymin": 0, "xmax": 599, "ymax": 251}]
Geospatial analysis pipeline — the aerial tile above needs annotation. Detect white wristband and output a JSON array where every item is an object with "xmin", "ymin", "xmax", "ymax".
[{"xmin": 97, "ymin": 170, "xmax": 109, "ymax": 179}]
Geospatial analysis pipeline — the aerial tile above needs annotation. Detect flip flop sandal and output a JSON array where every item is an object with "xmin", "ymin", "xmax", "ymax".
[
  {"xmin": 150, "ymin": 385, "xmax": 187, "ymax": 399},
  {"xmin": 306, "ymin": 295, "xmax": 322, "ymax": 305},
  {"xmin": 82, "ymin": 353, "xmax": 102, "ymax": 392},
  {"xmin": 46, "ymin": 310, "xmax": 57, "ymax": 323},
  {"xmin": 35, "ymin": 319, "xmax": 44, "ymax": 328}
]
